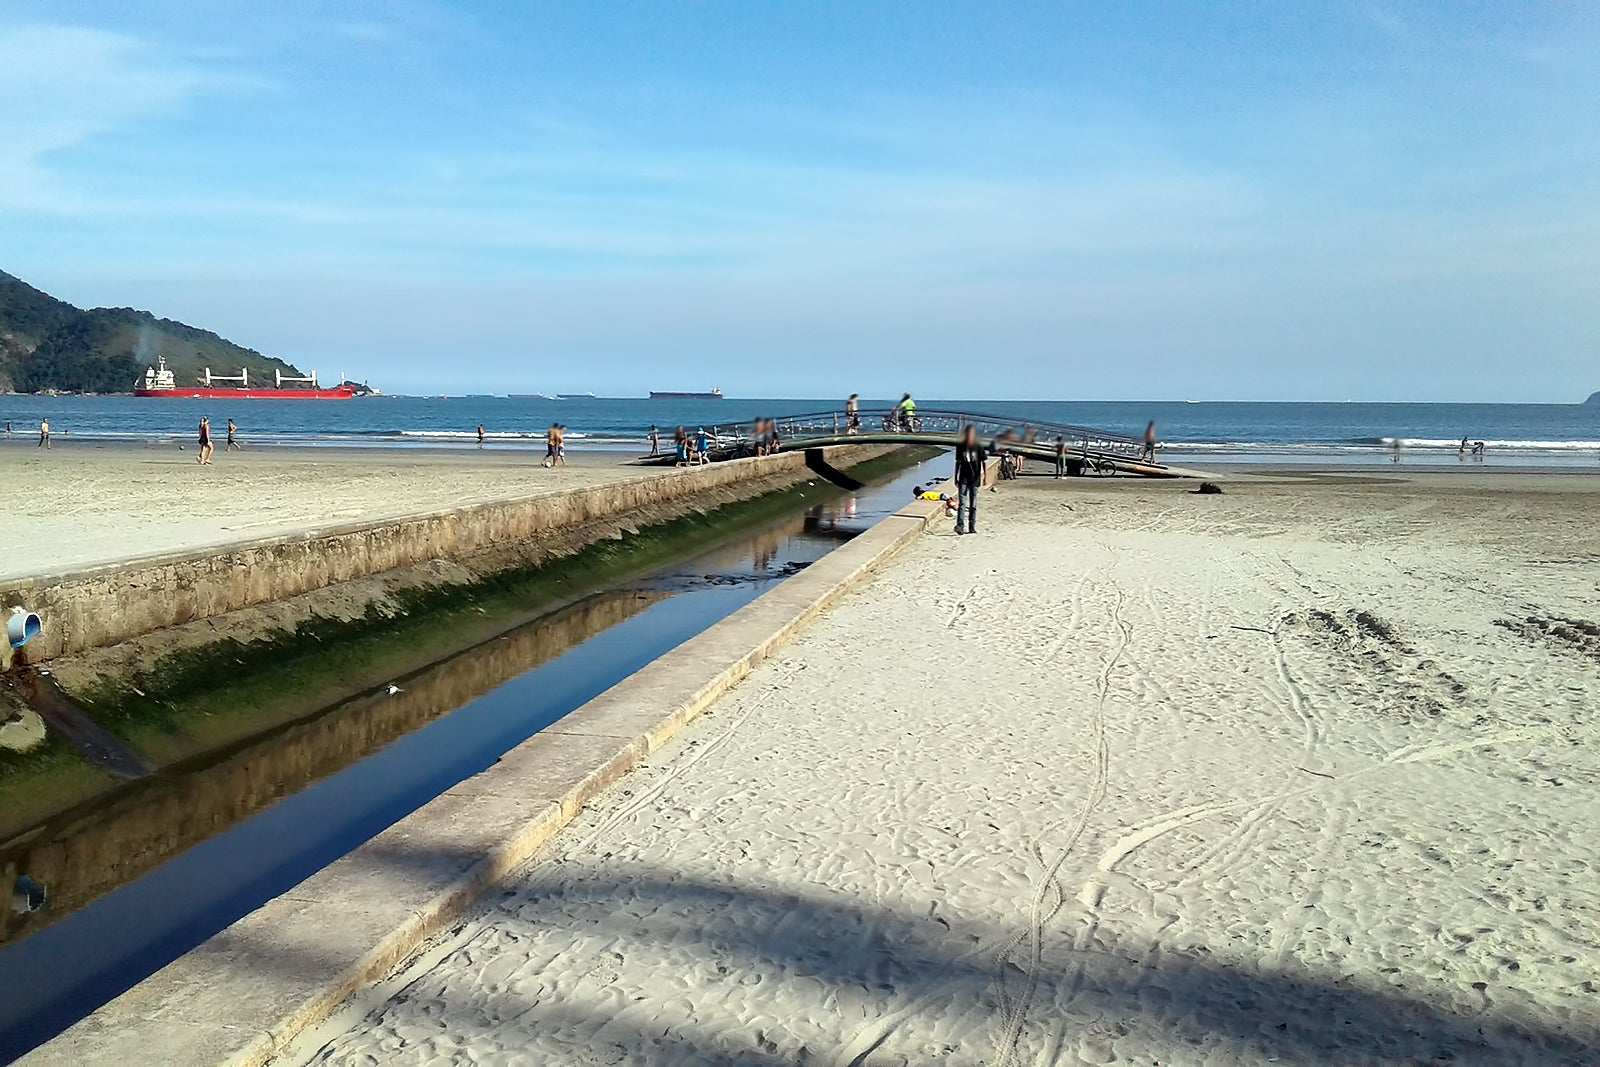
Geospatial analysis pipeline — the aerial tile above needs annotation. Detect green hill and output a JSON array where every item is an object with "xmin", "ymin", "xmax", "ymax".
[{"xmin": 0, "ymin": 270, "xmax": 303, "ymax": 394}]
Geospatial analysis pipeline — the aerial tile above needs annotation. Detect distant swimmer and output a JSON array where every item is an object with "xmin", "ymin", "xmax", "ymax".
[
  {"xmin": 227, "ymin": 418, "xmax": 241, "ymax": 451},
  {"xmin": 1141, "ymin": 421, "xmax": 1157, "ymax": 464},
  {"xmin": 37, "ymin": 418, "xmax": 49, "ymax": 449}
]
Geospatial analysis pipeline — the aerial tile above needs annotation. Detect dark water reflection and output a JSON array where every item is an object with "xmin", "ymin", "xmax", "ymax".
[{"xmin": 0, "ymin": 589, "xmax": 669, "ymax": 950}]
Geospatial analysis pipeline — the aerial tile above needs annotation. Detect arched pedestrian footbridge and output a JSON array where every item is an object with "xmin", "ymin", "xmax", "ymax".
[{"xmin": 695, "ymin": 408, "xmax": 1180, "ymax": 478}]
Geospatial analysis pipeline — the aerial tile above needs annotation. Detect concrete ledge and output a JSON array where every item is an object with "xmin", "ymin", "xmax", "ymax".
[
  {"xmin": 3, "ymin": 446, "xmax": 891, "ymax": 663},
  {"xmin": 20, "ymin": 472, "xmax": 957, "ymax": 1067}
]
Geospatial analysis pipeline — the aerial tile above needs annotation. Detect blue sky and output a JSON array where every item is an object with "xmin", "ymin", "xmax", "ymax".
[{"xmin": 1, "ymin": 2, "xmax": 1596, "ymax": 400}]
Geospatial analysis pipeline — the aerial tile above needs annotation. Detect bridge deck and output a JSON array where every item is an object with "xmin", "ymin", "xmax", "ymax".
[{"xmin": 686, "ymin": 408, "xmax": 1180, "ymax": 478}]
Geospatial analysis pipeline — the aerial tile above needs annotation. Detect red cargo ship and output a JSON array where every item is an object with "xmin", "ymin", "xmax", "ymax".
[{"xmin": 134, "ymin": 356, "xmax": 358, "ymax": 399}]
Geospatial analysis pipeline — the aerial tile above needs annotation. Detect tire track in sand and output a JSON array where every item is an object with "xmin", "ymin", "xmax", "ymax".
[
  {"xmin": 836, "ymin": 567, "xmax": 1105, "ymax": 1067},
  {"xmin": 990, "ymin": 583, "xmax": 1125, "ymax": 1067}
]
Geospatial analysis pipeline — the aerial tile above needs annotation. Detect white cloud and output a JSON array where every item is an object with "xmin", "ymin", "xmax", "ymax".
[{"xmin": 0, "ymin": 24, "xmax": 212, "ymax": 211}]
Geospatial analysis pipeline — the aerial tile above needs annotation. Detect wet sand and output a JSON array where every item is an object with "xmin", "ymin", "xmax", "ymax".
[
  {"xmin": 0, "ymin": 442, "xmax": 659, "ymax": 581},
  {"xmin": 284, "ymin": 469, "xmax": 1600, "ymax": 1065}
]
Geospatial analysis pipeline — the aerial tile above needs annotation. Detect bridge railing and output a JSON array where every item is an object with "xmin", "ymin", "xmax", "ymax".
[{"xmin": 699, "ymin": 408, "xmax": 1144, "ymax": 458}]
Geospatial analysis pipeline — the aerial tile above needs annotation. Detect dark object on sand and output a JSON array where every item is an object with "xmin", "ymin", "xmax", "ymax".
[{"xmin": 1194, "ymin": 482, "xmax": 1223, "ymax": 495}]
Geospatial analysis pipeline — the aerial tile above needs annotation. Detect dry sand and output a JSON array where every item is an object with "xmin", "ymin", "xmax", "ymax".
[
  {"xmin": 1, "ymin": 444, "xmax": 658, "ymax": 581},
  {"xmin": 286, "ymin": 470, "xmax": 1600, "ymax": 1066}
]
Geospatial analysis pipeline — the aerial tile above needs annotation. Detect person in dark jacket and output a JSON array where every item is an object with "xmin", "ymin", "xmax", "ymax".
[{"xmin": 953, "ymin": 425, "xmax": 987, "ymax": 535}]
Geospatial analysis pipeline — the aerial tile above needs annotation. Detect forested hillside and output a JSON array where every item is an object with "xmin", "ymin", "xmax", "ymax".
[{"xmin": 0, "ymin": 270, "xmax": 302, "ymax": 393}]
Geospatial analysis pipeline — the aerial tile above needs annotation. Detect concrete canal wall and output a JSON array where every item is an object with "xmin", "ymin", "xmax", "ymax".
[
  {"xmin": 22, "ymin": 463, "xmax": 980, "ymax": 1067},
  {"xmin": 2, "ymin": 446, "xmax": 895, "ymax": 665}
]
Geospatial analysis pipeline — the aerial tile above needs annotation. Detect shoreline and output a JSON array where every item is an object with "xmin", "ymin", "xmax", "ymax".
[
  {"xmin": 4, "ymin": 438, "xmax": 1596, "ymax": 585},
  {"xmin": 11, "ymin": 431, "xmax": 1600, "ymax": 468}
]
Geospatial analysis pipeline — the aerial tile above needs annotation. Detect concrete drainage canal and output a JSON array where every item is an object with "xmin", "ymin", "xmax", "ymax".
[{"xmin": 0, "ymin": 450, "xmax": 944, "ymax": 1060}]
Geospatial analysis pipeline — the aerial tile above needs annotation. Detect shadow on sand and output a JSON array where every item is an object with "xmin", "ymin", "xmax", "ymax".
[{"xmin": 236, "ymin": 851, "xmax": 1596, "ymax": 1066}]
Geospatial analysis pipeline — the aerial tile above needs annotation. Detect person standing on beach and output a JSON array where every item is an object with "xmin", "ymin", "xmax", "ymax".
[
  {"xmin": 846, "ymin": 394, "xmax": 860, "ymax": 434},
  {"xmin": 553, "ymin": 424, "xmax": 567, "ymax": 467},
  {"xmin": 38, "ymin": 419, "xmax": 49, "ymax": 449},
  {"xmin": 649, "ymin": 424, "xmax": 660, "ymax": 456},
  {"xmin": 1055, "ymin": 435, "xmax": 1067, "ymax": 479},
  {"xmin": 227, "ymin": 418, "xmax": 241, "ymax": 451},
  {"xmin": 542, "ymin": 423, "xmax": 558, "ymax": 467},
  {"xmin": 1141, "ymin": 421, "xmax": 1157, "ymax": 464},
  {"xmin": 197, "ymin": 416, "xmax": 214, "ymax": 464},
  {"xmin": 953, "ymin": 426, "xmax": 987, "ymax": 535}
]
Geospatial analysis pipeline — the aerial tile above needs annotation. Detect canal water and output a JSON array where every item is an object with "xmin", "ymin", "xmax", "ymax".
[{"xmin": 0, "ymin": 454, "xmax": 945, "ymax": 1060}]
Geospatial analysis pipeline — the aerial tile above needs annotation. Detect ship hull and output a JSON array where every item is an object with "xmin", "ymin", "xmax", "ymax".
[{"xmin": 134, "ymin": 386, "xmax": 358, "ymax": 400}]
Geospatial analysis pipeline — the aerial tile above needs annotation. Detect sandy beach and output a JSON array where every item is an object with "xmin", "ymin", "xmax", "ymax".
[
  {"xmin": 279, "ymin": 469, "xmax": 1600, "ymax": 1066},
  {"xmin": 0, "ymin": 443, "xmax": 660, "ymax": 581}
]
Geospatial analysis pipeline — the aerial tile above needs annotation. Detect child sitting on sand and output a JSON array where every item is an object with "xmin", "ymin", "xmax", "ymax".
[{"xmin": 912, "ymin": 486, "xmax": 959, "ymax": 517}]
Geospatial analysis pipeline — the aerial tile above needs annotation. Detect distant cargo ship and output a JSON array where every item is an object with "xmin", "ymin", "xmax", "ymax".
[
  {"xmin": 557, "ymin": 392, "xmax": 597, "ymax": 399},
  {"xmin": 649, "ymin": 388, "xmax": 724, "ymax": 400},
  {"xmin": 134, "ymin": 356, "xmax": 359, "ymax": 399}
]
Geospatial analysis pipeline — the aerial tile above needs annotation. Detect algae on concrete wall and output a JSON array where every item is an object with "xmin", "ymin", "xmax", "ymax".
[{"xmin": 0, "ymin": 446, "xmax": 933, "ymax": 845}]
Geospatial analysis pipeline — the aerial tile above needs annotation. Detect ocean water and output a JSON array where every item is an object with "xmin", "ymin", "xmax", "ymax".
[{"xmin": 3, "ymin": 395, "xmax": 1597, "ymax": 467}]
